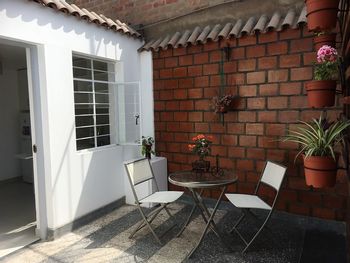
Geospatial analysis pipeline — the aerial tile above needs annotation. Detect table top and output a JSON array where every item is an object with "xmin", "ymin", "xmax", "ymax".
[{"xmin": 169, "ymin": 170, "xmax": 237, "ymax": 189}]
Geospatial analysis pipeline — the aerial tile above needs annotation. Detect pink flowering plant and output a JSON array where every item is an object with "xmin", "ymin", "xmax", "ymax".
[{"xmin": 314, "ymin": 45, "xmax": 339, "ymax": 81}]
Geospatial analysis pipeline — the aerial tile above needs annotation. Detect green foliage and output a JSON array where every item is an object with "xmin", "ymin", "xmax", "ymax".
[
  {"xmin": 188, "ymin": 134, "xmax": 213, "ymax": 159},
  {"xmin": 283, "ymin": 115, "xmax": 350, "ymax": 161},
  {"xmin": 314, "ymin": 61, "xmax": 338, "ymax": 81},
  {"xmin": 141, "ymin": 136, "xmax": 155, "ymax": 156}
]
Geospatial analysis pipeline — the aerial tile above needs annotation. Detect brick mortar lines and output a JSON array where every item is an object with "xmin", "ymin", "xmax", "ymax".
[{"xmin": 153, "ymin": 27, "xmax": 346, "ymax": 220}]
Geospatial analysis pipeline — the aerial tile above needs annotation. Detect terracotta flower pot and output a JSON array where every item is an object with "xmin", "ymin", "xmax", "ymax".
[
  {"xmin": 305, "ymin": 80, "xmax": 336, "ymax": 108},
  {"xmin": 303, "ymin": 155, "xmax": 337, "ymax": 188},
  {"xmin": 313, "ymin": 33, "xmax": 337, "ymax": 50},
  {"xmin": 305, "ymin": 0, "xmax": 340, "ymax": 32}
]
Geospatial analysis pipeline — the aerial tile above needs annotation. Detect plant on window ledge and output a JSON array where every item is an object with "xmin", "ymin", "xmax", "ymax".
[
  {"xmin": 141, "ymin": 136, "xmax": 155, "ymax": 159},
  {"xmin": 188, "ymin": 134, "xmax": 213, "ymax": 172},
  {"xmin": 305, "ymin": 45, "xmax": 339, "ymax": 108}
]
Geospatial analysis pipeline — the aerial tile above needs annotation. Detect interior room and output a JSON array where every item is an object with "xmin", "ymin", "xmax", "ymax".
[{"xmin": 0, "ymin": 43, "xmax": 39, "ymax": 258}]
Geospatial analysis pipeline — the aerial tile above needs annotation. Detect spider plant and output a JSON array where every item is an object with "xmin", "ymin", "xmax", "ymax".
[{"xmin": 283, "ymin": 115, "xmax": 350, "ymax": 161}]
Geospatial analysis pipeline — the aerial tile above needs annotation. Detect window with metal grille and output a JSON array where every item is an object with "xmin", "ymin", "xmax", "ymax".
[{"xmin": 72, "ymin": 55, "xmax": 116, "ymax": 151}]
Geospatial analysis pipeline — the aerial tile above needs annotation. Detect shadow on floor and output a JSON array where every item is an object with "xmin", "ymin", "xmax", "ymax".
[{"xmin": 1, "ymin": 196, "xmax": 347, "ymax": 263}]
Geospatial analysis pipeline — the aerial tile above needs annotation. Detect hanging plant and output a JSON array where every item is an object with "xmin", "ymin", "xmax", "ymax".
[
  {"xmin": 306, "ymin": 45, "xmax": 339, "ymax": 108},
  {"xmin": 213, "ymin": 45, "xmax": 236, "ymax": 125},
  {"xmin": 211, "ymin": 95, "xmax": 237, "ymax": 114}
]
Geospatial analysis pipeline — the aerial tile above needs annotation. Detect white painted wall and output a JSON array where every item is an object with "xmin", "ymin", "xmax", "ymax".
[
  {"xmin": 0, "ymin": 66, "xmax": 20, "ymax": 181},
  {"xmin": 0, "ymin": 0, "xmax": 154, "ymax": 235}
]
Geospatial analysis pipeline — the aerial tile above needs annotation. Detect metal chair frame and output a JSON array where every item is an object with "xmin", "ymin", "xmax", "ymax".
[
  {"xmin": 124, "ymin": 158, "xmax": 180, "ymax": 245},
  {"xmin": 227, "ymin": 161, "xmax": 287, "ymax": 253}
]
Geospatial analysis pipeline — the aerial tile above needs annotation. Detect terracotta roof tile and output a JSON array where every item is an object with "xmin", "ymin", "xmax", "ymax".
[
  {"xmin": 140, "ymin": 6, "xmax": 307, "ymax": 51},
  {"xmin": 176, "ymin": 30, "xmax": 191, "ymax": 47},
  {"xmin": 187, "ymin": 26, "xmax": 201, "ymax": 45},
  {"xmin": 207, "ymin": 24, "xmax": 222, "ymax": 41},
  {"xmin": 28, "ymin": 0, "xmax": 141, "ymax": 39},
  {"xmin": 218, "ymin": 23, "xmax": 233, "ymax": 39},
  {"xmin": 267, "ymin": 11, "xmax": 281, "ymax": 31},
  {"xmin": 197, "ymin": 25, "xmax": 211, "ymax": 44},
  {"xmin": 229, "ymin": 19, "xmax": 243, "ymax": 37},
  {"xmin": 253, "ymin": 15, "xmax": 268, "ymax": 33}
]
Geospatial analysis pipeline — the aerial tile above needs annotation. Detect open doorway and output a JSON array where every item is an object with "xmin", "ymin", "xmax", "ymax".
[{"xmin": 0, "ymin": 43, "xmax": 39, "ymax": 258}]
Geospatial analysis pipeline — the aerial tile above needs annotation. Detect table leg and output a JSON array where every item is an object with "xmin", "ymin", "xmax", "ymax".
[
  {"xmin": 177, "ymin": 188, "xmax": 220, "ymax": 238},
  {"xmin": 177, "ymin": 201, "xmax": 197, "ymax": 237},
  {"xmin": 190, "ymin": 189, "xmax": 221, "ymax": 238},
  {"xmin": 187, "ymin": 186, "xmax": 228, "ymax": 259}
]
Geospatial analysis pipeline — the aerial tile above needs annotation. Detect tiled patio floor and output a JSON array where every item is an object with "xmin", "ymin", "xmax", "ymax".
[{"xmin": 2, "ymin": 197, "xmax": 347, "ymax": 263}]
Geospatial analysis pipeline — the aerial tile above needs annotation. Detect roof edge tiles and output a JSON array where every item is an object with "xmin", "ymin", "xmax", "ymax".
[
  {"xmin": 29, "ymin": 0, "xmax": 142, "ymax": 39},
  {"xmin": 140, "ymin": 6, "xmax": 307, "ymax": 52}
]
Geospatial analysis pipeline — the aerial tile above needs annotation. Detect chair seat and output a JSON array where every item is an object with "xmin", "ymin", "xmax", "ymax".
[
  {"xmin": 225, "ymin": 194, "xmax": 271, "ymax": 210},
  {"xmin": 140, "ymin": 191, "xmax": 183, "ymax": 204}
]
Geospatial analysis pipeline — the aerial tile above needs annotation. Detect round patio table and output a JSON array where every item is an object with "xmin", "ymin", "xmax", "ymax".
[{"xmin": 169, "ymin": 170, "xmax": 237, "ymax": 259}]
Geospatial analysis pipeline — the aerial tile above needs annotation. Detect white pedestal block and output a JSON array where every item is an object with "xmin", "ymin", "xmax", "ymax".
[{"xmin": 124, "ymin": 157, "xmax": 168, "ymax": 207}]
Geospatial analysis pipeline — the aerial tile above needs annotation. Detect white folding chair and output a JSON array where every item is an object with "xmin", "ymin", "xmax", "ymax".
[
  {"xmin": 124, "ymin": 158, "xmax": 183, "ymax": 244},
  {"xmin": 225, "ymin": 161, "xmax": 287, "ymax": 253}
]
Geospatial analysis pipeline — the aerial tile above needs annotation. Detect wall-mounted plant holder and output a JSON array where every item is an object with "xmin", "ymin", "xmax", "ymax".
[
  {"xmin": 212, "ymin": 95, "xmax": 237, "ymax": 126},
  {"xmin": 213, "ymin": 44, "xmax": 235, "ymax": 126},
  {"xmin": 223, "ymin": 45, "xmax": 231, "ymax": 61}
]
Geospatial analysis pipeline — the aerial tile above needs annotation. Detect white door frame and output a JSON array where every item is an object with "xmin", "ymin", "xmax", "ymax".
[
  {"xmin": 25, "ymin": 45, "xmax": 49, "ymax": 239},
  {"xmin": 0, "ymin": 36, "xmax": 50, "ymax": 239}
]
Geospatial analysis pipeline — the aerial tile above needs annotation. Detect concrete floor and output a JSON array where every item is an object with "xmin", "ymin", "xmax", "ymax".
[
  {"xmin": 1, "ymin": 197, "xmax": 347, "ymax": 263},
  {"xmin": 0, "ymin": 181, "xmax": 38, "ymax": 258}
]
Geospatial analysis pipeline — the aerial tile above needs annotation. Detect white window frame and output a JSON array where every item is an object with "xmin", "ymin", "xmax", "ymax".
[
  {"xmin": 115, "ymin": 81, "xmax": 142, "ymax": 146},
  {"xmin": 72, "ymin": 55, "xmax": 117, "ymax": 151}
]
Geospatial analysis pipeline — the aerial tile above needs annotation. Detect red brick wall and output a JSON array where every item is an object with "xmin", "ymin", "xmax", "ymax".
[{"xmin": 153, "ymin": 27, "xmax": 348, "ymax": 221}]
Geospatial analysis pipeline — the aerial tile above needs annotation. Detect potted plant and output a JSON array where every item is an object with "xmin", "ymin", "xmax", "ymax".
[
  {"xmin": 141, "ymin": 136, "xmax": 155, "ymax": 159},
  {"xmin": 306, "ymin": 45, "xmax": 339, "ymax": 108},
  {"xmin": 211, "ymin": 94, "xmax": 237, "ymax": 114},
  {"xmin": 313, "ymin": 32, "xmax": 337, "ymax": 50},
  {"xmin": 283, "ymin": 115, "xmax": 350, "ymax": 188},
  {"xmin": 305, "ymin": 0, "xmax": 340, "ymax": 32},
  {"xmin": 188, "ymin": 134, "xmax": 213, "ymax": 172}
]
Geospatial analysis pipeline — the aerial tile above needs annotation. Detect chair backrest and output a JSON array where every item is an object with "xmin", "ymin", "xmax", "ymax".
[
  {"xmin": 124, "ymin": 158, "xmax": 154, "ymax": 186},
  {"xmin": 260, "ymin": 161, "xmax": 287, "ymax": 191}
]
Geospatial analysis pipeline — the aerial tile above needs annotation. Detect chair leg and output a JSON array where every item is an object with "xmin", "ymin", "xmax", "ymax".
[
  {"xmin": 242, "ymin": 210, "xmax": 273, "ymax": 253},
  {"xmin": 245, "ymin": 209, "xmax": 274, "ymax": 237},
  {"xmin": 130, "ymin": 206, "xmax": 164, "ymax": 245},
  {"xmin": 145, "ymin": 220, "xmax": 162, "ymax": 245},
  {"xmin": 164, "ymin": 205, "xmax": 173, "ymax": 218},
  {"xmin": 229, "ymin": 210, "xmax": 246, "ymax": 234},
  {"xmin": 130, "ymin": 205, "xmax": 163, "ymax": 238},
  {"xmin": 129, "ymin": 219, "xmax": 147, "ymax": 238}
]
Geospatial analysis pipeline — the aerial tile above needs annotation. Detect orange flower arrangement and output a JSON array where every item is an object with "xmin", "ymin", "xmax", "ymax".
[{"xmin": 188, "ymin": 134, "xmax": 213, "ymax": 159}]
